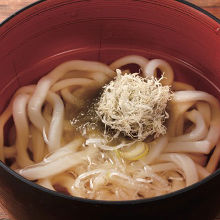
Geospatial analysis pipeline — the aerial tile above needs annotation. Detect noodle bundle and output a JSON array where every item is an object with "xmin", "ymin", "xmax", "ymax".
[{"xmin": 0, "ymin": 55, "xmax": 219, "ymax": 201}]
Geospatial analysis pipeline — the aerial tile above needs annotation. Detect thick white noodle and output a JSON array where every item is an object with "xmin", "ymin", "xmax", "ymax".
[
  {"xmin": 38, "ymin": 178, "xmax": 54, "ymax": 190},
  {"xmin": 144, "ymin": 59, "xmax": 174, "ymax": 85},
  {"xmin": 42, "ymin": 103, "xmax": 52, "ymax": 123},
  {"xmin": 110, "ymin": 55, "xmax": 149, "ymax": 73},
  {"xmin": 13, "ymin": 94, "xmax": 34, "ymax": 167},
  {"xmin": 46, "ymin": 91, "xmax": 64, "ymax": 152},
  {"xmin": 18, "ymin": 146, "xmax": 97, "ymax": 180},
  {"xmin": 165, "ymin": 140, "xmax": 210, "ymax": 154},
  {"xmin": 163, "ymin": 171, "xmax": 185, "ymax": 192},
  {"xmin": 61, "ymin": 88, "xmax": 80, "ymax": 106},
  {"xmin": 150, "ymin": 162, "xmax": 178, "ymax": 173},
  {"xmin": 0, "ymin": 85, "xmax": 35, "ymax": 161},
  {"xmin": 170, "ymin": 110, "xmax": 208, "ymax": 142},
  {"xmin": 196, "ymin": 102, "xmax": 211, "ymax": 127},
  {"xmin": 158, "ymin": 153, "xmax": 198, "ymax": 186},
  {"xmin": 62, "ymin": 71, "xmax": 110, "ymax": 86},
  {"xmin": 168, "ymin": 101, "xmax": 195, "ymax": 137},
  {"xmin": 43, "ymin": 137, "xmax": 84, "ymax": 163},
  {"xmin": 0, "ymin": 57, "xmax": 219, "ymax": 201},
  {"xmin": 51, "ymin": 78, "xmax": 97, "ymax": 92},
  {"xmin": 28, "ymin": 61, "xmax": 114, "ymax": 133},
  {"xmin": 30, "ymin": 125, "xmax": 45, "ymax": 163},
  {"xmin": 173, "ymin": 91, "xmax": 220, "ymax": 152},
  {"xmin": 142, "ymin": 135, "xmax": 168, "ymax": 164}
]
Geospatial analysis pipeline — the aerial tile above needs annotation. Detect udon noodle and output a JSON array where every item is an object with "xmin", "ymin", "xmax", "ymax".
[{"xmin": 1, "ymin": 55, "xmax": 220, "ymax": 200}]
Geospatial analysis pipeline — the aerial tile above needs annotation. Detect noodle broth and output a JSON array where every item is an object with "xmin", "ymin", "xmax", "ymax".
[{"xmin": 1, "ymin": 50, "xmax": 220, "ymax": 201}]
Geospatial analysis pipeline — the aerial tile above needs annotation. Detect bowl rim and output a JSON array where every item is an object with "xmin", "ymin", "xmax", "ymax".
[
  {"xmin": 177, "ymin": 0, "xmax": 219, "ymax": 23},
  {"xmin": 0, "ymin": 0, "xmax": 219, "ymax": 205},
  {"xmin": 0, "ymin": 0, "xmax": 219, "ymax": 26}
]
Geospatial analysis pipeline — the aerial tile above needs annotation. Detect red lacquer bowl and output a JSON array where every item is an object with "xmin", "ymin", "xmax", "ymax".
[{"xmin": 0, "ymin": 1, "xmax": 219, "ymax": 219}]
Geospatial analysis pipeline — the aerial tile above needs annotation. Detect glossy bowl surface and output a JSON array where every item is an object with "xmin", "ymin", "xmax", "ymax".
[{"xmin": 0, "ymin": 1, "xmax": 220, "ymax": 219}]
